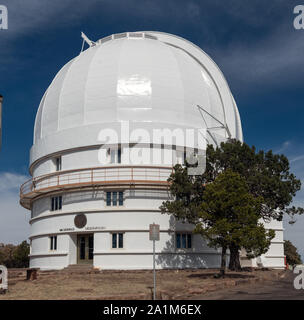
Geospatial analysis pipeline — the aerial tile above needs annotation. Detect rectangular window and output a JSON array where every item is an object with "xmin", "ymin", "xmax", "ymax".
[
  {"xmin": 55, "ymin": 157, "xmax": 62, "ymax": 171},
  {"xmin": 117, "ymin": 148, "xmax": 121, "ymax": 163},
  {"xmin": 110, "ymin": 149, "xmax": 116, "ymax": 164},
  {"xmin": 51, "ymin": 196, "xmax": 62, "ymax": 211},
  {"xmin": 50, "ymin": 236, "xmax": 57, "ymax": 251},
  {"xmin": 112, "ymin": 233, "xmax": 117, "ymax": 248},
  {"xmin": 112, "ymin": 191, "xmax": 117, "ymax": 206},
  {"xmin": 118, "ymin": 191, "xmax": 123, "ymax": 206},
  {"xmin": 176, "ymin": 233, "xmax": 181, "ymax": 249},
  {"xmin": 187, "ymin": 233, "xmax": 192, "ymax": 249},
  {"xmin": 176, "ymin": 233, "xmax": 192, "ymax": 249},
  {"xmin": 106, "ymin": 192, "xmax": 111, "ymax": 206},
  {"xmin": 118, "ymin": 233, "xmax": 123, "ymax": 248},
  {"xmin": 112, "ymin": 233, "xmax": 124, "ymax": 248},
  {"xmin": 106, "ymin": 191, "xmax": 123, "ymax": 206},
  {"xmin": 110, "ymin": 148, "xmax": 122, "ymax": 164}
]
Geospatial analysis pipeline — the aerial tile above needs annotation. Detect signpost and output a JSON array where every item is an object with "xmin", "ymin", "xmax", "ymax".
[{"xmin": 149, "ymin": 223, "xmax": 160, "ymax": 300}]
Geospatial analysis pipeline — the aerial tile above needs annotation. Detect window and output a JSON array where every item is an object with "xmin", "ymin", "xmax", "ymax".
[
  {"xmin": 176, "ymin": 233, "xmax": 192, "ymax": 249},
  {"xmin": 112, "ymin": 233, "xmax": 124, "ymax": 248},
  {"xmin": 51, "ymin": 196, "xmax": 62, "ymax": 211},
  {"xmin": 50, "ymin": 236, "xmax": 57, "ymax": 251},
  {"xmin": 55, "ymin": 156, "xmax": 61, "ymax": 171},
  {"xmin": 106, "ymin": 191, "xmax": 123, "ymax": 206},
  {"xmin": 110, "ymin": 148, "xmax": 121, "ymax": 164}
]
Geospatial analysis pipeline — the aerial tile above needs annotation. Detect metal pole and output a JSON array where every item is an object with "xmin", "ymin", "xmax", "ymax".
[{"xmin": 153, "ymin": 239, "xmax": 156, "ymax": 300}]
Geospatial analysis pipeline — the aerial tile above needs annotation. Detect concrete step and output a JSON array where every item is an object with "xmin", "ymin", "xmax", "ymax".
[{"xmin": 59, "ymin": 264, "xmax": 98, "ymax": 274}]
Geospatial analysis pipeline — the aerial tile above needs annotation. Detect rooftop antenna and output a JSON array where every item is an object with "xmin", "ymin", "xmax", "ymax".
[
  {"xmin": 80, "ymin": 32, "xmax": 96, "ymax": 53},
  {"xmin": 196, "ymin": 104, "xmax": 232, "ymax": 147}
]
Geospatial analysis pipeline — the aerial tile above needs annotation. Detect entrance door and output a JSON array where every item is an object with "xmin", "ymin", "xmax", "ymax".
[{"xmin": 77, "ymin": 234, "xmax": 94, "ymax": 264}]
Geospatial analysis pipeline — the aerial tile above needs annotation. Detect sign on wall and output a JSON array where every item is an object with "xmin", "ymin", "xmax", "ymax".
[{"xmin": 149, "ymin": 223, "xmax": 160, "ymax": 241}]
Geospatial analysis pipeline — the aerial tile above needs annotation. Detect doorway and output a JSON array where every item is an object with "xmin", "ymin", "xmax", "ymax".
[{"xmin": 77, "ymin": 234, "xmax": 94, "ymax": 264}]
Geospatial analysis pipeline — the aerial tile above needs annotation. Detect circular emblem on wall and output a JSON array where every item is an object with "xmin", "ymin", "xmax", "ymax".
[{"xmin": 74, "ymin": 214, "xmax": 87, "ymax": 229}]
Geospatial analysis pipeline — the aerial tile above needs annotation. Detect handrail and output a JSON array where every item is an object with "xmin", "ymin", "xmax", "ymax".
[{"xmin": 20, "ymin": 165, "xmax": 173, "ymax": 201}]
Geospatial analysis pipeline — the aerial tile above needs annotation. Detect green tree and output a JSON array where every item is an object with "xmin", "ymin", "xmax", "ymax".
[
  {"xmin": 0, "ymin": 243, "xmax": 15, "ymax": 268},
  {"xmin": 161, "ymin": 140, "xmax": 303, "ymax": 270},
  {"xmin": 162, "ymin": 170, "xmax": 274, "ymax": 273},
  {"xmin": 284, "ymin": 240, "xmax": 302, "ymax": 266},
  {"xmin": 13, "ymin": 241, "xmax": 30, "ymax": 268},
  {"xmin": 204, "ymin": 140, "xmax": 303, "ymax": 221},
  {"xmin": 0, "ymin": 241, "xmax": 30, "ymax": 268}
]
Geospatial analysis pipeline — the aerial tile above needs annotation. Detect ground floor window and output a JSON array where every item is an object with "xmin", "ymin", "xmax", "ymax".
[
  {"xmin": 50, "ymin": 236, "xmax": 57, "ymax": 251},
  {"xmin": 112, "ymin": 233, "xmax": 124, "ymax": 248},
  {"xmin": 176, "ymin": 233, "xmax": 192, "ymax": 249}
]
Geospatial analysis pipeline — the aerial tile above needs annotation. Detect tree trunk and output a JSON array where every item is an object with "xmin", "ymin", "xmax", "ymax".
[
  {"xmin": 220, "ymin": 245, "xmax": 227, "ymax": 277},
  {"xmin": 229, "ymin": 245, "xmax": 241, "ymax": 271}
]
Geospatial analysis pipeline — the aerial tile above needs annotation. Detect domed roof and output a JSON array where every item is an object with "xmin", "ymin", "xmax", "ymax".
[{"xmin": 31, "ymin": 31, "xmax": 242, "ymax": 164}]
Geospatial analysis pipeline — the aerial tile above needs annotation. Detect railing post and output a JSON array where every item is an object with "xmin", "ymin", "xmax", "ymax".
[{"xmin": 91, "ymin": 169, "xmax": 93, "ymax": 183}]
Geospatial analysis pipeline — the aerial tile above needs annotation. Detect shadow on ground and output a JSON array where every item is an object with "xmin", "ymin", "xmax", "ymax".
[{"xmin": 187, "ymin": 272, "xmax": 255, "ymax": 279}]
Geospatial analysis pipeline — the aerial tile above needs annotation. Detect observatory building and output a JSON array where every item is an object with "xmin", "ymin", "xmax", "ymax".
[{"xmin": 20, "ymin": 31, "xmax": 284, "ymax": 270}]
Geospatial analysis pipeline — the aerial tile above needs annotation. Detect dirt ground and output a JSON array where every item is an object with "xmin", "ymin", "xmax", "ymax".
[{"xmin": 0, "ymin": 268, "xmax": 286, "ymax": 300}]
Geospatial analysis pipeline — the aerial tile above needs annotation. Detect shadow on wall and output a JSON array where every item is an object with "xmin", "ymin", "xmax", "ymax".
[{"xmin": 156, "ymin": 216, "xmax": 222, "ymax": 269}]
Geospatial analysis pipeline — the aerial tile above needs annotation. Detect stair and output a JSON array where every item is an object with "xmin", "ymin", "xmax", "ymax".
[{"xmin": 60, "ymin": 264, "xmax": 99, "ymax": 274}]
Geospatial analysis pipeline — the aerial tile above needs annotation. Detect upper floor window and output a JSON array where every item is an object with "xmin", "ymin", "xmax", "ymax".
[
  {"xmin": 54, "ymin": 156, "xmax": 61, "ymax": 171},
  {"xmin": 109, "ymin": 148, "xmax": 121, "ymax": 164},
  {"xmin": 106, "ymin": 191, "xmax": 123, "ymax": 206},
  {"xmin": 176, "ymin": 233, "xmax": 192, "ymax": 249},
  {"xmin": 50, "ymin": 236, "xmax": 57, "ymax": 251},
  {"xmin": 51, "ymin": 196, "xmax": 62, "ymax": 211}
]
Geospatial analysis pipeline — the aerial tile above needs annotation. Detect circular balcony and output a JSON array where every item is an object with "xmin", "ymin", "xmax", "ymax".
[{"xmin": 20, "ymin": 165, "xmax": 173, "ymax": 209}]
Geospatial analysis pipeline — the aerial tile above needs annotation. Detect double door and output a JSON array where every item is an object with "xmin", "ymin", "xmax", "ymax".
[{"xmin": 77, "ymin": 234, "xmax": 94, "ymax": 264}]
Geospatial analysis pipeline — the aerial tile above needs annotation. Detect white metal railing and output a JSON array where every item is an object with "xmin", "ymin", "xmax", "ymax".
[{"xmin": 20, "ymin": 165, "xmax": 173, "ymax": 200}]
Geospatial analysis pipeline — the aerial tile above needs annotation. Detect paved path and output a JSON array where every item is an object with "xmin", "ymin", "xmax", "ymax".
[{"xmin": 193, "ymin": 271, "xmax": 304, "ymax": 300}]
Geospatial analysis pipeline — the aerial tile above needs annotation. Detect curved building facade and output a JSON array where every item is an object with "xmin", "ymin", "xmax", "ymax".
[{"xmin": 20, "ymin": 31, "xmax": 284, "ymax": 270}]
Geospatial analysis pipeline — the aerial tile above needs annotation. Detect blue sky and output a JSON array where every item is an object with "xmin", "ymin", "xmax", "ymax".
[{"xmin": 0, "ymin": 0, "xmax": 304, "ymax": 259}]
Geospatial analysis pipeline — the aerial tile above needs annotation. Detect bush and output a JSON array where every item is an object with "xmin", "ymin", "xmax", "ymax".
[
  {"xmin": 0, "ymin": 241, "xmax": 30, "ymax": 268},
  {"xmin": 284, "ymin": 240, "xmax": 302, "ymax": 266}
]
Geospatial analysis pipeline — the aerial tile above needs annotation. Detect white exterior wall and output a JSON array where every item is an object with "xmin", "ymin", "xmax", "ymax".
[
  {"xmin": 241, "ymin": 219, "xmax": 285, "ymax": 269},
  {"xmin": 29, "ymin": 186, "xmax": 285, "ymax": 270},
  {"xmin": 32, "ymin": 145, "xmax": 185, "ymax": 178}
]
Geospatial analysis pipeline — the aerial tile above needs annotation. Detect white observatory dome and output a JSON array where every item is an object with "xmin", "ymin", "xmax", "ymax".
[
  {"xmin": 21, "ymin": 32, "xmax": 284, "ymax": 272},
  {"xmin": 31, "ymin": 31, "xmax": 242, "ymax": 165}
]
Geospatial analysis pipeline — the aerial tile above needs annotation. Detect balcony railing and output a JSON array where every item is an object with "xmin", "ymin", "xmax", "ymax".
[{"xmin": 20, "ymin": 165, "xmax": 173, "ymax": 208}]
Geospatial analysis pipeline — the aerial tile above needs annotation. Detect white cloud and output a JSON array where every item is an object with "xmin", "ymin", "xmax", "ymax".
[
  {"xmin": 0, "ymin": 172, "xmax": 28, "ymax": 192},
  {"xmin": 214, "ymin": 29, "xmax": 304, "ymax": 93},
  {"xmin": 0, "ymin": 172, "xmax": 30, "ymax": 245},
  {"xmin": 274, "ymin": 140, "xmax": 291, "ymax": 154}
]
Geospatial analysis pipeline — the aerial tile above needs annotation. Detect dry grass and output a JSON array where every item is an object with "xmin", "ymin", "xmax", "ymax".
[{"xmin": 0, "ymin": 268, "xmax": 283, "ymax": 300}]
